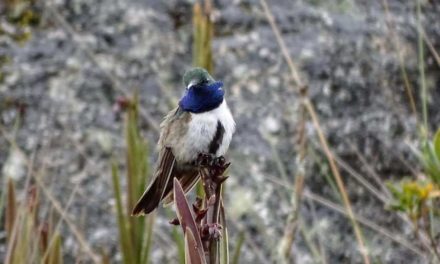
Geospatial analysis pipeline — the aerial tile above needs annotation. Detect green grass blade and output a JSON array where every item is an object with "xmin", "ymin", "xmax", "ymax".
[
  {"xmin": 231, "ymin": 231, "xmax": 245, "ymax": 264},
  {"xmin": 434, "ymin": 129, "xmax": 440, "ymax": 160},
  {"xmin": 111, "ymin": 162, "xmax": 134, "ymax": 264},
  {"xmin": 140, "ymin": 215, "xmax": 155, "ymax": 264},
  {"xmin": 220, "ymin": 205, "xmax": 230, "ymax": 264}
]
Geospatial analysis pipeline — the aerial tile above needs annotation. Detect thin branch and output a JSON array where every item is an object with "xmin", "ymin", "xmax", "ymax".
[
  {"xmin": 304, "ymin": 99, "xmax": 370, "ymax": 264},
  {"xmin": 303, "ymin": 190, "xmax": 427, "ymax": 259},
  {"xmin": 349, "ymin": 142, "xmax": 392, "ymax": 198},
  {"xmin": 260, "ymin": 1, "xmax": 371, "ymax": 262},
  {"xmin": 33, "ymin": 173, "xmax": 101, "ymax": 263},
  {"xmin": 421, "ymin": 28, "xmax": 440, "ymax": 68},
  {"xmin": 277, "ymin": 102, "xmax": 307, "ymax": 262},
  {"xmin": 266, "ymin": 173, "xmax": 427, "ymax": 259}
]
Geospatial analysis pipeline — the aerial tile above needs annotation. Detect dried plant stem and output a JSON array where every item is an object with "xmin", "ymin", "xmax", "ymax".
[
  {"xmin": 260, "ymin": 0, "xmax": 370, "ymax": 262},
  {"xmin": 200, "ymin": 166, "xmax": 225, "ymax": 264},
  {"xmin": 349, "ymin": 142, "xmax": 392, "ymax": 198},
  {"xmin": 304, "ymin": 190, "xmax": 426, "ymax": 259},
  {"xmin": 304, "ymin": 99, "xmax": 370, "ymax": 264},
  {"xmin": 265, "ymin": 174, "xmax": 427, "ymax": 259},
  {"xmin": 33, "ymin": 173, "xmax": 101, "ymax": 263},
  {"xmin": 209, "ymin": 185, "xmax": 222, "ymax": 264},
  {"xmin": 278, "ymin": 101, "xmax": 307, "ymax": 262},
  {"xmin": 381, "ymin": 0, "xmax": 418, "ymax": 119},
  {"xmin": 421, "ymin": 29, "xmax": 440, "ymax": 67},
  {"xmin": 416, "ymin": 0, "xmax": 428, "ymax": 132},
  {"xmin": 4, "ymin": 143, "xmax": 36, "ymax": 263},
  {"xmin": 173, "ymin": 159, "xmax": 228, "ymax": 264},
  {"xmin": 424, "ymin": 213, "xmax": 440, "ymax": 262}
]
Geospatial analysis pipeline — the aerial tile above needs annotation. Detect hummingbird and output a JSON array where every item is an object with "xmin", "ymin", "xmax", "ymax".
[{"xmin": 132, "ymin": 68, "xmax": 235, "ymax": 215}]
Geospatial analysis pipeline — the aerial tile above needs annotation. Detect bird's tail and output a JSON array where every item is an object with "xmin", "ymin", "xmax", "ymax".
[
  {"xmin": 132, "ymin": 148, "xmax": 176, "ymax": 216},
  {"xmin": 131, "ymin": 177, "xmax": 163, "ymax": 216}
]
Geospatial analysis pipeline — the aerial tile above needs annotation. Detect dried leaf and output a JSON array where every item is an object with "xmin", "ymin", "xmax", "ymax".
[
  {"xmin": 6, "ymin": 178, "xmax": 16, "ymax": 242},
  {"xmin": 184, "ymin": 228, "xmax": 204, "ymax": 264},
  {"xmin": 173, "ymin": 178, "xmax": 206, "ymax": 263}
]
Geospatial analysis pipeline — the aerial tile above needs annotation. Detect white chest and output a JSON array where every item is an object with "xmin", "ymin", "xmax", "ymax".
[{"xmin": 179, "ymin": 101, "xmax": 235, "ymax": 162}]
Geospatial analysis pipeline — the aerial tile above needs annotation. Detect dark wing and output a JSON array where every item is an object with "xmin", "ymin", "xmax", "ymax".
[{"xmin": 131, "ymin": 147, "xmax": 175, "ymax": 215}]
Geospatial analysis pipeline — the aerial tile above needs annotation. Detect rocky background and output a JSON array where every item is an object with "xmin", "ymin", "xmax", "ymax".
[{"xmin": 1, "ymin": 0, "xmax": 440, "ymax": 263}]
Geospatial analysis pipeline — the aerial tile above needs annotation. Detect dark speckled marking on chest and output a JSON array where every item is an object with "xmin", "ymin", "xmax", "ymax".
[{"xmin": 208, "ymin": 121, "xmax": 225, "ymax": 154}]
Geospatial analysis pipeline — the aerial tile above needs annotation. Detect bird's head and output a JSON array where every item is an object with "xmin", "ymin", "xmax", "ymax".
[
  {"xmin": 183, "ymin": 67, "xmax": 215, "ymax": 88},
  {"xmin": 179, "ymin": 68, "xmax": 225, "ymax": 113}
]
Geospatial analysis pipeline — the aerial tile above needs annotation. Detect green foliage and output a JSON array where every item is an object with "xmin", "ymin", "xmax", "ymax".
[
  {"xmin": 171, "ymin": 223, "xmax": 186, "ymax": 264},
  {"xmin": 192, "ymin": 1, "xmax": 213, "ymax": 73},
  {"xmin": 421, "ymin": 129, "xmax": 440, "ymax": 185},
  {"xmin": 388, "ymin": 128, "xmax": 440, "ymax": 220},
  {"xmin": 1, "ymin": 0, "xmax": 40, "ymax": 45},
  {"xmin": 111, "ymin": 94, "xmax": 154, "ymax": 264},
  {"xmin": 231, "ymin": 231, "xmax": 244, "ymax": 264},
  {"xmin": 388, "ymin": 128, "xmax": 440, "ymax": 260},
  {"xmin": 0, "ymin": 55, "xmax": 11, "ymax": 84},
  {"xmin": 388, "ymin": 180, "xmax": 439, "ymax": 223}
]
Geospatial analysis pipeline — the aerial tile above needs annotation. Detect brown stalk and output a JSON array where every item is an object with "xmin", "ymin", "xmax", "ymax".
[
  {"xmin": 260, "ymin": 0, "xmax": 370, "ymax": 263},
  {"xmin": 278, "ymin": 98, "xmax": 307, "ymax": 262},
  {"xmin": 0, "ymin": 127, "xmax": 100, "ymax": 264},
  {"xmin": 173, "ymin": 158, "xmax": 229, "ymax": 264},
  {"xmin": 5, "ymin": 178, "xmax": 17, "ymax": 243},
  {"xmin": 199, "ymin": 163, "xmax": 228, "ymax": 263},
  {"xmin": 265, "ymin": 175, "xmax": 427, "ymax": 259},
  {"xmin": 33, "ymin": 173, "xmax": 101, "ymax": 263},
  {"xmin": 424, "ymin": 214, "xmax": 440, "ymax": 262},
  {"xmin": 421, "ymin": 29, "xmax": 440, "ymax": 67},
  {"xmin": 304, "ymin": 99, "xmax": 370, "ymax": 264}
]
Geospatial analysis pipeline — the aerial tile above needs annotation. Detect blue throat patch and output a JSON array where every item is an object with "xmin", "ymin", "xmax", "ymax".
[{"xmin": 179, "ymin": 81, "xmax": 224, "ymax": 113}]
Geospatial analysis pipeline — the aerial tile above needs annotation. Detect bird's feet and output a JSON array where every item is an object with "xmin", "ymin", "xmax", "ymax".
[
  {"xmin": 196, "ymin": 153, "xmax": 215, "ymax": 167},
  {"xmin": 196, "ymin": 153, "xmax": 229, "ymax": 171}
]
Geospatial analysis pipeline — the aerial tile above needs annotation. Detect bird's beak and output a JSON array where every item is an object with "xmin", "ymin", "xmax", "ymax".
[{"xmin": 187, "ymin": 80, "xmax": 197, "ymax": 89}]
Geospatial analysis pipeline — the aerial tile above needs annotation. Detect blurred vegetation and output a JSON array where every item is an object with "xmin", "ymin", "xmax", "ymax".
[
  {"xmin": 4, "ymin": 179, "xmax": 63, "ymax": 264},
  {"xmin": 192, "ymin": 1, "xmax": 213, "ymax": 73},
  {"xmin": 1, "ymin": 0, "xmax": 40, "ymax": 44},
  {"xmin": 0, "ymin": 0, "xmax": 40, "ymax": 84},
  {"xmin": 111, "ymin": 94, "xmax": 155, "ymax": 264},
  {"xmin": 421, "ymin": 130, "xmax": 440, "ymax": 185},
  {"xmin": 388, "ymin": 129, "xmax": 440, "ymax": 261}
]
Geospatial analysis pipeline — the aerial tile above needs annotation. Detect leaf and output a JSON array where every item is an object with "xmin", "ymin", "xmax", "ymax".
[
  {"xmin": 185, "ymin": 228, "xmax": 204, "ymax": 264},
  {"xmin": 6, "ymin": 177, "xmax": 16, "ymax": 242},
  {"xmin": 232, "ymin": 231, "xmax": 245, "ymax": 264},
  {"xmin": 173, "ymin": 178, "xmax": 206, "ymax": 263},
  {"xmin": 434, "ymin": 129, "xmax": 440, "ymax": 160},
  {"xmin": 46, "ymin": 233, "xmax": 63, "ymax": 264},
  {"xmin": 111, "ymin": 162, "xmax": 135, "ymax": 264}
]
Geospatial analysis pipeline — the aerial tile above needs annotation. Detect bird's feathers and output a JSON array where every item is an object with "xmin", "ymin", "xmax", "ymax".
[
  {"xmin": 179, "ymin": 81, "xmax": 224, "ymax": 113},
  {"xmin": 132, "ymin": 147, "xmax": 176, "ymax": 215}
]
